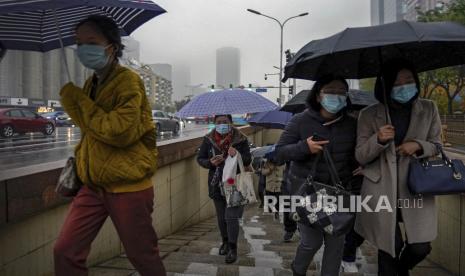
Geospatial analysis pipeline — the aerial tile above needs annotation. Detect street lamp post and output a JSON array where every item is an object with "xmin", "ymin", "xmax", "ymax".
[{"xmin": 247, "ymin": 9, "xmax": 308, "ymax": 106}]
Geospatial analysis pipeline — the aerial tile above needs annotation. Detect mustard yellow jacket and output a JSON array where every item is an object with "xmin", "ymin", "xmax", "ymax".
[{"xmin": 60, "ymin": 64, "xmax": 158, "ymax": 193}]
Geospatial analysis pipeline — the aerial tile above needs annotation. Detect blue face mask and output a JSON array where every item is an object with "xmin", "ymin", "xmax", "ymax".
[
  {"xmin": 321, "ymin": 94, "xmax": 347, "ymax": 114},
  {"xmin": 391, "ymin": 83, "xmax": 418, "ymax": 104},
  {"xmin": 77, "ymin": 44, "xmax": 111, "ymax": 70},
  {"xmin": 215, "ymin": 124, "xmax": 231, "ymax": 135}
]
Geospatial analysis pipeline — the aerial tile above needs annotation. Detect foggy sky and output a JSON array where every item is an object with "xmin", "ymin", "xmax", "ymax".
[{"xmin": 132, "ymin": 0, "xmax": 371, "ymax": 100}]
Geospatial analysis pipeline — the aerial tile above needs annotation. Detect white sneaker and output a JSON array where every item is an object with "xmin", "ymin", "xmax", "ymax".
[{"xmin": 341, "ymin": 261, "xmax": 358, "ymax": 273}]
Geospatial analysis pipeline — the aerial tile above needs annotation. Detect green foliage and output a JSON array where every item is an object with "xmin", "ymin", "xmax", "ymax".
[
  {"xmin": 359, "ymin": 78, "xmax": 376, "ymax": 92},
  {"xmin": 417, "ymin": 0, "xmax": 465, "ymax": 114}
]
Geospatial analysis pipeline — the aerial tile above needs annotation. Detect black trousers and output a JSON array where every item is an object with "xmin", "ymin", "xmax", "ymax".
[
  {"xmin": 378, "ymin": 221, "xmax": 432, "ymax": 276},
  {"xmin": 280, "ymin": 179, "xmax": 297, "ymax": 233},
  {"xmin": 342, "ymin": 227, "xmax": 365, "ymax": 262},
  {"xmin": 258, "ymin": 174, "xmax": 266, "ymax": 205},
  {"xmin": 213, "ymin": 198, "xmax": 244, "ymax": 247}
]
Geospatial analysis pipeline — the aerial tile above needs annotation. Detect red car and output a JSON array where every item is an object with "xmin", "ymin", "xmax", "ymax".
[{"xmin": 0, "ymin": 108, "xmax": 55, "ymax": 138}]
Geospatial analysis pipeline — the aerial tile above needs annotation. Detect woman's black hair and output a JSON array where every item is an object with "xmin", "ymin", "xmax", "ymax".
[
  {"xmin": 0, "ymin": 41, "xmax": 6, "ymax": 61},
  {"xmin": 214, "ymin": 114, "xmax": 233, "ymax": 123},
  {"xmin": 306, "ymin": 74, "xmax": 349, "ymax": 111},
  {"xmin": 76, "ymin": 15, "xmax": 125, "ymax": 58},
  {"xmin": 374, "ymin": 58, "xmax": 420, "ymax": 105}
]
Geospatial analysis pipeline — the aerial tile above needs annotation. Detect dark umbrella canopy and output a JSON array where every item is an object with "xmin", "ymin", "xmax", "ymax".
[
  {"xmin": 247, "ymin": 109, "xmax": 293, "ymax": 129},
  {"xmin": 281, "ymin": 89, "xmax": 377, "ymax": 114},
  {"xmin": 284, "ymin": 20, "xmax": 465, "ymax": 81},
  {"xmin": 0, "ymin": 0, "xmax": 166, "ymax": 52}
]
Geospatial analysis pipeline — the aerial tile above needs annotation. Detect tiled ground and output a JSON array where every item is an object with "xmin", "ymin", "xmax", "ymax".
[{"xmin": 90, "ymin": 204, "xmax": 453, "ymax": 276}]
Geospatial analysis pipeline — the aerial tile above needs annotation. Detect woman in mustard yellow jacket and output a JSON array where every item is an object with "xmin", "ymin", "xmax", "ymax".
[{"xmin": 53, "ymin": 15, "xmax": 166, "ymax": 276}]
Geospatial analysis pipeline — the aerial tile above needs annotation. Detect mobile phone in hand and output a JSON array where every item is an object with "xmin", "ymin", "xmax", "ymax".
[{"xmin": 312, "ymin": 133, "xmax": 328, "ymax": 142}]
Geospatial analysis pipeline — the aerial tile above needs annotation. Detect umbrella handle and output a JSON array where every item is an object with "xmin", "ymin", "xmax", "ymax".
[
  {"xmin": 53, "ymin": 9, "xmax": 72, "ymax": 83},
  {"xmin": 377, "ymin": 47, "xmax": 391, "ymax": 125}
]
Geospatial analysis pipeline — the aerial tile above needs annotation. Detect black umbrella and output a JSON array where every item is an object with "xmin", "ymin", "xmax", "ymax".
[
  {"xmin": 283, "ymin": 20, "xmax": 465, "ymax": 81},
  {"xmin": 281, "ymin": 89, "xmax": 378, "ymax": 114}
]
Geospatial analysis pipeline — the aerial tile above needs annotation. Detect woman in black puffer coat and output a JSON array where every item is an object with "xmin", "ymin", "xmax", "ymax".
[
  {"xmin": 196, "ymin": 114, "xmax": 251, "ymax": 264},
  {"xmin": 276, "ymin": 75, "xmax": 359, "ymax": 276}
]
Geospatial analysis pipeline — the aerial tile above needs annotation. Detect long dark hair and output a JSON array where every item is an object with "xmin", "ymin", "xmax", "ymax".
[
  {"xmin": 306, "ymin": 74, "xmax": 349, "ymax": 111},
  {"xmin": 214, "ymin": 114, "xmax": 233, "ymax": 123},
  {"xmin": 374, "ymin": 58, "xmax": 420, "ymax": 105},
  {"xmin": 76, "ymin": 15, "xmax": 125, "ymax": 58}
]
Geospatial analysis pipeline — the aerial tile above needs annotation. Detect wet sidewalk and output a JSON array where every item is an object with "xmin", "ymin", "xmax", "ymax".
[{"xmin": 90, "ymin": 204, "xmax": 453, "ymax": 276}]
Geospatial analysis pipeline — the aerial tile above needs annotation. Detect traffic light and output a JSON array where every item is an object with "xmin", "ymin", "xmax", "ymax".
[
  {"xmin": 289, "ymin": 85, "xmax": 294, "ymax": 96},
  {"xmin": 285, "ymin": 50, "xmax": 294, "ymax": 63}
]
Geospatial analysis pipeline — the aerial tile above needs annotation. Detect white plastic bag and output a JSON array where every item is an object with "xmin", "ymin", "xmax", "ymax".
[
  {"xmin": 222, "ymin": 152, "xmax": 257, "ymax": 207},
  {"xmin": 236, "ymin": 152, "xmax": 257, "ymax": 204},
  {"xmin": 222, "ymin": 154, "xmax": 238, "ymax": 184}
]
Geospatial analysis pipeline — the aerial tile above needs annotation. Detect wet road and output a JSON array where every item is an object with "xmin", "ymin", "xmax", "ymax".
[{"xmin": 0, "ymin": 123, "xmax": 211, "ymax": 172}]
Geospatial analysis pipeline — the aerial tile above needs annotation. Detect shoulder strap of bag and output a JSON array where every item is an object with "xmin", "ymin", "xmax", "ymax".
[
  {"xmin": 305, "ymin": 152, "xmax": 322, "ymax": 184},
  {"xmin": 236, "ymin": 151, "xmax": 245, "ymax": 173},
  {"xmin": 322, "ymin": 146, "xmax": 343, "ymax": 187}
]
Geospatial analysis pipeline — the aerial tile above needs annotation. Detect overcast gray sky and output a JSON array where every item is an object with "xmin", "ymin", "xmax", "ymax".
[{"xmin": 132, "ymin": 0, "xmax": 371, "ymax": 99}]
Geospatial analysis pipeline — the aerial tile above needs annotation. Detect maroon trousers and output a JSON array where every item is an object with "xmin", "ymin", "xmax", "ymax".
[{"xmin": 54, "ymin": 186, "xmax": 166, "ymax": 276}]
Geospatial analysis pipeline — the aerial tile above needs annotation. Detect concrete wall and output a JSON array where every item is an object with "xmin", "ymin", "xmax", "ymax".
[
  {"xmin": 428, "ymin": 151, "xmax": 465, "ymax": 275},
  {"xmin": 0, "ymin": 127, "xmax": 268, "ymax": 276}
]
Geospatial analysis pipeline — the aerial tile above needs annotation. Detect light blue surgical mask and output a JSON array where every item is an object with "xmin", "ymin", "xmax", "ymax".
[
  {"xmin": 321, "ymin": 94, "xmax": 347, "ymax": 114},
  {"xmin": 391, "ymin": 83, "xmax": 418, "ymax": 104},
  {"xmin": 77, "ymin": 44, "xmax": 111, "ymax": 70},
  {"xmin": 215, "ymin": 124, "xmax": 231, "ymax": 135}
]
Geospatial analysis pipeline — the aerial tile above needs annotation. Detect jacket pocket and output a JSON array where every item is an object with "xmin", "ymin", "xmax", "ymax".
[{"xmin": 362, "ymin": 161, "xmax": 381, "ymax": 183}]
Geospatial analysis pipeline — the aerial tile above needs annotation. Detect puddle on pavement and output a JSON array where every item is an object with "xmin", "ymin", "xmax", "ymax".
[
  {"xmin": 182, "ymin": 262, "xmax": 218, "ymax": 276},
  {"xmin": 240, "ymin": 216, "xmax": 283, "ymax": 269}
]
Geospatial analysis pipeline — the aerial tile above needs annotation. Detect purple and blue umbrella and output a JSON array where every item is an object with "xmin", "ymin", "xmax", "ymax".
[
  {"xmin": 247, "ymin": 109, "xmax": 293, "ymax": 129},
  {"xmin": 176, "ymin": 89, "xmax": 278, "ymax": 118}
]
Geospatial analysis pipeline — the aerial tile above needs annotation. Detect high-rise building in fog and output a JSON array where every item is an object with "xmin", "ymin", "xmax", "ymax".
[
  {"xmin": 172, "ymin": 65, "xmax": 192, "ymax": 101},
  {"xmin": 403, "ymin": 0, "xmax": 451, "ymax": 21},
  {"xmin": 371, "ymin": 0, "xmax": 405, "ymax": 25},
  {"xmin": 150, "ymin": 64, "xmax": 172, "ymax": 81},
  {"xmin": 216, "ymin": 47, "xmax": 241, "ymax": 89},
  {"xmin": 122, "ymin": 37, "xmax": 140, "ymax": 62},
  {"xmin": 0, "ymin": 48, "xmax": 89, "ymax": 109}
]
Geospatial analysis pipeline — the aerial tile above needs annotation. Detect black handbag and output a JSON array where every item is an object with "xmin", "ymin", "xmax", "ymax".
[
  {"xmin": 408, "ymin": 144, "xmax": 465, "ymax": 195},
  {"xmin": 292, "ymin": 147, "xmax": 355, "ymax": 236},
  {"xmin": 55, "ymin": 157, "xmax": 82, "ymax": 197}
]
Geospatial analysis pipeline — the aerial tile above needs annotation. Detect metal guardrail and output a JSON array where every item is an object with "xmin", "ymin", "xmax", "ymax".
[{"xmin": 441, "ymin": 115, "xmax": 465, "ymax": 146}]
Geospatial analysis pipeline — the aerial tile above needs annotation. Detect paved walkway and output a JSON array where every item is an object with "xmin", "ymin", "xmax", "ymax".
[{"xmin": 90, "ymin": 204, "xmax": 453, "ymax": 276}]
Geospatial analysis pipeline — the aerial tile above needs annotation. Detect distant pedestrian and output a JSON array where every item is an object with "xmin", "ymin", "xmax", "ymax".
[
  {"xmin": 196, "ymin": 114, "xmax": 252, "ymax": 264},
  {"xmin": 260, "ymin": 149, "xmax": 284, "ymax": 220},
  {"xmin": 276, "ymin": 75, "xmax": 358, "ymax": 276},
  {"xmin": 53, "ymin": 15, "xmax": 166, "ymax": 276},
  {"xmin": 355, "ymin": 59, "xmax": 441, "ymax": 276}
]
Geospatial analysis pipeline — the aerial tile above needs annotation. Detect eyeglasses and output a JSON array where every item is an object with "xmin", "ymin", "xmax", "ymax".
[{"xmin": 320, "ymin": 89, "xmax": 348, "ymax": 95}]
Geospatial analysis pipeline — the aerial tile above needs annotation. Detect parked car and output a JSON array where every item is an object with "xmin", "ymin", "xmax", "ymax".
[
  {"xmin": 171, "ymin": 115, "xmax": 186, "ymax": 129},
  {"xmin": 152, "ymin": 110, "xmax": 181, "ymax": 135},
  {"xmin": 0, "ymin": 108, "xmax": 55, "ymax": 138},
  {"xmin": 41, "ymin": 111, "xmax": 74, "ymax": 127}
]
